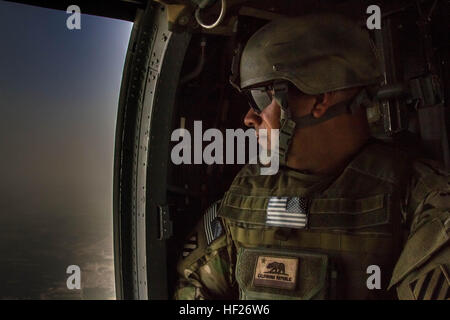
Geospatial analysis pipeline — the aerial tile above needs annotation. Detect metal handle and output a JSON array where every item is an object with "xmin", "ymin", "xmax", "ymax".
[{"xmin": 195, "ymin": 0, "xmax": 227, "ymax": 29}]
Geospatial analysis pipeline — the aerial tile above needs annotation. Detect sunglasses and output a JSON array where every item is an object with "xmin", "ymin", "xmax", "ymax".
[
  {"xmin": 243, "ymin": 84, "xmax": 276, "ymax": 114},
  {"xmin": 243, "ymin": 81, "xmax": 291, "ymax": 114}
]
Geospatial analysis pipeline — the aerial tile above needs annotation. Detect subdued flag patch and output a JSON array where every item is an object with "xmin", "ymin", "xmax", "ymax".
[
  {"xmin": 204, "ymin": 201, "xmax": 224, "ymax": 245},
  {"xmin": 182, "ymin": 233, "xmax": 198, "ymax": 258},
  {"xmin": 266, "ymin": 197, "xmax": 308, "ymax": 229},
  {"xmin": 409, "ymin": 264, "xmax": 449, "ymax": 300}
]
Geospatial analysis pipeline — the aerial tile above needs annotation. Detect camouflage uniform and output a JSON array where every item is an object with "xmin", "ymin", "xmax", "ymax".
[{"xmin": 175, "ymin": 141, "xmax": 450, "ymax": 299}]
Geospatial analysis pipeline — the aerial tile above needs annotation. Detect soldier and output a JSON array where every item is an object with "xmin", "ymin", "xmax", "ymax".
[{"xmin": 175, "ymin": 14, "xmax": 450, "ymax": 300}]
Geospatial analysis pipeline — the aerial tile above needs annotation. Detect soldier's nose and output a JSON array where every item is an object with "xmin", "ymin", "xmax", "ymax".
[{"xmin": 244, "ymin": 108, "xmax": 261, "ymax": 128}]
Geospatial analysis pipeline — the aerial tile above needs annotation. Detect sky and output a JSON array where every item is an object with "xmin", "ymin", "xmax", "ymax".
[{"xmin": 0, "ymin": 1, "xmax": 133, "ymax": 299}]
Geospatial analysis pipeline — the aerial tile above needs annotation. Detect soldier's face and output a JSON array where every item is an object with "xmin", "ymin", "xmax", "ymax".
[
  {"xmin": 243, "ymin": 98, "xmax": 280, "ymax": 150},
  {"xmin": 243, "ymin": 94, "xmax": 315, "ymax": 150}
]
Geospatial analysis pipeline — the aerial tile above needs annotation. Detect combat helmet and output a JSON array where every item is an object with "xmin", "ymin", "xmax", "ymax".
[{"xmin": 231, "ymin": 14, "xmax": 382, "ymax": 165}]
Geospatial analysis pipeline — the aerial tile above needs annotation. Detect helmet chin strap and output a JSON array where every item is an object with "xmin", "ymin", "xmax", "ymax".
[
  {"xmin": 273, "ymin": 86, "xmax": 372, "ymax": 166},
  {"xmin": 273, "ymin": 83, "xmax": 295, "ymax": 166}
]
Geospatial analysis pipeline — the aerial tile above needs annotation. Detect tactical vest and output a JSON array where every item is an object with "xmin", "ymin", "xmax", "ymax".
[{"xmin": 217, "ymin": 142, "xmax": 412, "ymax": 300}]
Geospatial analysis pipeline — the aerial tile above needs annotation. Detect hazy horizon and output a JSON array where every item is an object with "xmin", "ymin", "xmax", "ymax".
[{"xmin": 0, "ymin": 0, "xmax": 133, "ymax": 299}]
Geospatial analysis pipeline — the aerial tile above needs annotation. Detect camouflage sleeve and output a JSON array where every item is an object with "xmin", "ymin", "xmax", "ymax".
[
  {"xmin": 174, "ymin": 200, "xmax": 237, "ymax": 300},
  {"xmin": 389, "ymin": 159, "xmax": 450, "ymax": 300}
]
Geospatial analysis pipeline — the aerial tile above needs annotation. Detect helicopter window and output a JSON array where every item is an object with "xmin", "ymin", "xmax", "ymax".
[{"xmin": 0, "ymin": 0, "xmax": 132, "ymax": 299}]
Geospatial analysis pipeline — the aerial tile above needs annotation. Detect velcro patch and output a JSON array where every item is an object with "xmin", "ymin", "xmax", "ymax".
[
  {"xmin": 204, "ymin": 201, "xmax": 224, "ymax": 245},
  {"xmin": 409, "ymin": 265, "xmax": 449, "ymax": 300},
  {"xmin": 253, "ymin": 256, "xmax": 298, "ymax": 290},
  {"xmin": 266, "ymin": 197, "xmax": 308, "ymax": 229}
]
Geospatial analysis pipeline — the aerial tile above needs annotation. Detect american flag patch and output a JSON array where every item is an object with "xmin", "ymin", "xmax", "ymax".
[
  {"xmin": 204, "ymin": 201, "xmax": 223, "ymax": 245},
  {"xmin": 182, "ymin": 233, "xmax": 198, "ymax": 258},
  {"xmin": 266, "ymin": 197, "xmax": 309, "ymax": 229}
]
